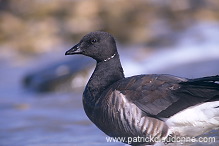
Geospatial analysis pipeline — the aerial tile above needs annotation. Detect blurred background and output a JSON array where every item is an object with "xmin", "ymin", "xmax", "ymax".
[{"xmin": 1, "ymin": 0, "xmax": 219, "ymax": 146}]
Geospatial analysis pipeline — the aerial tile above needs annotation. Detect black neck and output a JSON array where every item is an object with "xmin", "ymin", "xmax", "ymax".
[{"xmin": 83, "ymin": 54, "xmax": 125, "ymax": 120}]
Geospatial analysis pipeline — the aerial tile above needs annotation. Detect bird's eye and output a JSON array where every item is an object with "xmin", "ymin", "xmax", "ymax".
[{"xmin": 91, "ymin": 39, "xmax": 97, "ymax": 44}]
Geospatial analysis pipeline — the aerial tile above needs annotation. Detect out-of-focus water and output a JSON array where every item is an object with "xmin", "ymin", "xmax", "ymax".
[
  {"xmin": 1, "ymin": 22, "xmax": 219, "ymax": 146},
  {"xmin": 0, "ymin": 59, "xmax": 123, "ymax": 146}
]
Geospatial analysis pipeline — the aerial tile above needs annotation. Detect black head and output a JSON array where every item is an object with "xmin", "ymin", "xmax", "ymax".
[{"xmin": 65, "ymin": 31, "xmax": 118, "ymax": 62}]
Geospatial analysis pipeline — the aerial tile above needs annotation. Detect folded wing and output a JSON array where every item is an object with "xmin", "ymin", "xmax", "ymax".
[{"xmin": 107, "ymin": 74, "xmax": 219, "ymax": 118}]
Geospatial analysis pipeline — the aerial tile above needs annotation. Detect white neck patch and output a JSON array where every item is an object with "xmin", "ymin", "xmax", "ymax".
[{"xmin": 103, "ymin": 53, "xmax": 116, "ymax": 62}]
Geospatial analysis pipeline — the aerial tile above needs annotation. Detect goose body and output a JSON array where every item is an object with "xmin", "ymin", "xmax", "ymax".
[{"xmin": 65, "ymin": 31, "xmax": 219, "ymax": 145}]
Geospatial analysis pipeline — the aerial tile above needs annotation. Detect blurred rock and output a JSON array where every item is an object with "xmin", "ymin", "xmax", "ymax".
[
  {"xmin": 23, "ymin": 56, "xmax": 94, "ymax": 92},
  {"xmin": 1, "ymin": 0, "xmax": 219, "ymax": 57}
]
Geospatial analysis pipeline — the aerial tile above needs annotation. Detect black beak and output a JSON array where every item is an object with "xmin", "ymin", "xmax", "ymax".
[{"xmin": 65, "ymin": 44, "xmax": 82, "ymax": 55}]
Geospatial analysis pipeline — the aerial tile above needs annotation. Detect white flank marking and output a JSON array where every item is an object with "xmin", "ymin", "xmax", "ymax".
[{"xmin": 166, "ymin": 101, "xmax": 219, "ymax": 136}]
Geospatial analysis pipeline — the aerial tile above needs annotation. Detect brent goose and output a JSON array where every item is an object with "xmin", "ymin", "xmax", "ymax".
[{"xmin": 65, "ymin": 31, "xmax": 219, "ymax": 145}]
